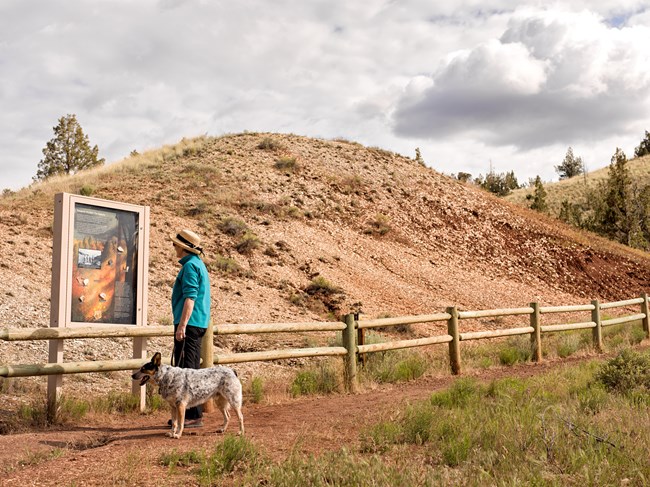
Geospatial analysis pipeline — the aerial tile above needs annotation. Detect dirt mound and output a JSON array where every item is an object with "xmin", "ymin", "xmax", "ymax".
[{"xmin": 1, "ymin": 132, "xmax": 649, "ymax": 404}]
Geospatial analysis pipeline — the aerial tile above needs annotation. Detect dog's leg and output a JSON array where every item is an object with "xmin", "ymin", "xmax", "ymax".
[
  {"xmin": 167, "ymin": 406, "xmax": 178, "ymax": 438},
  {"xmin": 174, "ymin": 403, "xmax": 186, "ymax": 439},
  {"xmin": 215, "ymin": 395, "xmax": 230, "ymax": 433},
  {"xmin": 234, "ymin": 405, "xmax": 244, "ymax": 436}
]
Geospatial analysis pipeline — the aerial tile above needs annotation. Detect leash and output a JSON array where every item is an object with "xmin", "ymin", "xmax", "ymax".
[{"xmin": 171, "ymin": 330, "xmax": 186, "ymax": 367}]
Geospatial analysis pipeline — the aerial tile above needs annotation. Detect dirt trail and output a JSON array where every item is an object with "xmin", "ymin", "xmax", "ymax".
[{"xmin": 0, "ymin": 357, "xmax": 590, "ymax": 487}]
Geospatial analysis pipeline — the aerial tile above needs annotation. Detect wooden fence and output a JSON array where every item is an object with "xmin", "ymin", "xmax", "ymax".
[{"xmin": 1, "ymin": 294, "xmax": 649, "ymax": 411}]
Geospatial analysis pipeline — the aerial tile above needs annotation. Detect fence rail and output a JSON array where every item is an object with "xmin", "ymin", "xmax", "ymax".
[{"xmin": 1, "ymin": 294, "xmax": 649, "ymax": 413}]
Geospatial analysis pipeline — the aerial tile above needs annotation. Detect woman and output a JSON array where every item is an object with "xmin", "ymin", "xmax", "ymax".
[{"xmin": 169, "ymin": 228, "xmax": 211, "ymax": 427}]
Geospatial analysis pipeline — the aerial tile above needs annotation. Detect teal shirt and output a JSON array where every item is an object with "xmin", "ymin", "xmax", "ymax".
[{"xmin": 171, "ymin": 254, "xmax": 211, "ymax": 328}]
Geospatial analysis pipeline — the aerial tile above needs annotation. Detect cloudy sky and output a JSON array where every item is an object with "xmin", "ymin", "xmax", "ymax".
[{"xmin": 1, "ymin": 0, "xmax": 649, "ymax": 191}]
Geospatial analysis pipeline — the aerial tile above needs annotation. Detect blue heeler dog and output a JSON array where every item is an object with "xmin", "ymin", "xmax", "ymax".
[{"xmin": 132, "ymin": 352, "xmax": 244, "ymax": 439}]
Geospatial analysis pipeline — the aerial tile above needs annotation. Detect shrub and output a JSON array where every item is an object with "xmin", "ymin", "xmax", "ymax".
[
  {"xmin": 364, "ymin": 213, "xmax": 392, "ymax": 236},
  {"xmin": 207, "ymin": 254, "xmax": 245, "ymax": 275},
  {"xmin": 304, "ymin": 276, "xmax": 342, "ymax": 296},
  {"xmin": 217, "ymin": 216, "xmax": 249, "ymax": 236},
  {"xmin": 79, "ymin": 185, "xmax": 95, "ymax": 196},
  {"xmin": 257, "ymin": 137, "xmax": 282, "ymax": 151},
  {"xmin": 274, "ymin": 156, "xmax": 299, "ymax": 172},
  {"xmin": 401, "ymin": 402, "xmax": 435, "ymax": 444},
  {"xmin": 160, "ymin": 449, "xmax": 205, "ymax": 472},
  {"xmin": 185, "ymin": 200, "xmax": 210, "ymax": 216},
  {"xmin": 595, "ymin": 349, "xmax": 650, "ymax": 394},
  {"xmin": 629, "ymin": 326, "xmax": 646, "ymax": 345},
  {"xmin": 91, "ymin": 391, "xmax": 141, "ymax": 414},
  {"xmin": 235, "ymin": 231, "xmax": 261, "ymax": 254}
]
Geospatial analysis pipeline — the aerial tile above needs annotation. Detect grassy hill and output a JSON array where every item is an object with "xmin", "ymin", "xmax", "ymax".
[
  {"xmin": 506, "ymin": 152, "xmax": 650, "ymax": 216},
  {"xmin": 2, "ymin": 132, "xmax": 650, "ymax": 372}
]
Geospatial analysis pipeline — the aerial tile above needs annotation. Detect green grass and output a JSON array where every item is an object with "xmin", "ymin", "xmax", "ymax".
[
  {"xmin": 357, "ymin": 351, "xmax": 650, "ymax": 483},
  {"xmin": 9, "ymin": 388, "xmax": 165, "ymax": 430},
  {"xmin": 247, "ymin": 377, "xmax": 264, "ymax": 404},
  {"xmin": 165, "ymin": 350, "xmax": 650, "ymax": 486},
  {"xmin": 498, "ymin": 337, "xmax": 532, "ymax": 365},
  {"xmin": 290, "ymin": 361, "xmax": 341, "ymax": 397},
  {"xmin": 361, "ymin": 348, "xmax": 428, "ymax": 384}
]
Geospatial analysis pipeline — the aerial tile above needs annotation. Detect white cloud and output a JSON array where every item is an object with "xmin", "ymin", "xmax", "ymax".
[
  {"xmin": 392, "ymin": 6, "xmax": 650, "ymax": 178},
  {"xmin": 0, "ymin": 1, "xmax": 649, "ymax": 190}
]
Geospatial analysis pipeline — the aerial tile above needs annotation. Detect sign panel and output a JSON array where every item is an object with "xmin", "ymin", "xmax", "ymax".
[
  {"xmin": 51, "ymin": 193, "xmax": 149, "ymax": 327},
  {"xmin": 71, "ymin": 203, "xmax": 140, "ymax": 324}
]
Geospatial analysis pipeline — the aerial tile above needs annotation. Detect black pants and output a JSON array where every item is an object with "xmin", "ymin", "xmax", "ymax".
[{"xmin": 173, "ymin": 323, "xmax": 207, "ymax": 420}]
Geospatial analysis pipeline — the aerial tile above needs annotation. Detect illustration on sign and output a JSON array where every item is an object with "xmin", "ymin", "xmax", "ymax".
[{"xmin": 70, "ymin": 203, "xmax": 139, "ymax": 324}]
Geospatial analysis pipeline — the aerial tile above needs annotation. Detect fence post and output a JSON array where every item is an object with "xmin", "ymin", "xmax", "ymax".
[
  {"xmin": 201, "ymin": 321, "xmax": 215, "ymax": 413},
  {"xmin": 356, "ymin": 313, "xmax": 366, "ymax": 367},
  {"xmin": 641, "ymin": 293, "xmax": 650, "ymax": 339},
  {"xmin": 591, "ymin": 299, "xmax": 603, "ymax": 352},
  {"xmin": 47, "ymin": 339, "xmax": 63, "ymax": 422},
  {"xmin": 446, "ymin": 306, "xmax": 461, "ymax": 375},
  {"xmin": 343, "ymin": 314, "xmax": 358, "ymax": 393},
  {"xmin": 132, "ymin": 337, "xmax": 147, "ymax": 412},
  {"xmin": 530, "ymin": 302, "xmax": 542, "ymax": 362}
]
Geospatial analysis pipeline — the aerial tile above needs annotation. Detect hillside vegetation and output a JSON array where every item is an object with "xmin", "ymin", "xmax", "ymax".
[
  {"xmin": 507, "ymin": 152, "xmax": 650, "ymax": 216},
  {"xmin": 2, "ymin": 133, "xmax": 650, "ymax": 373}
]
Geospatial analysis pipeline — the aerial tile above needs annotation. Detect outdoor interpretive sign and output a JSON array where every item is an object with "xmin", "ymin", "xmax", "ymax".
[{"xmin": 48, "ymin": 193, "xmax": 151, "ymax": 410}]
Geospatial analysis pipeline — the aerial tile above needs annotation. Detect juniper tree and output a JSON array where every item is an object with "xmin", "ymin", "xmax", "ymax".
[
  {"xmin": 34, "ymin": 114, "xmax": 105, "ymax": 182},
  {"xmin": 555, "ymin": 147, "xmax": 584, "ymax": 180},
  {"xmin": 528, "ymin": 176, "xmax": 548, "ymax": 213},
  {"xmin": 474, "ymin": 170, "xmax": 520, "ymax": 196},
  {"xmin": 634, "ymin": 130, "xmax": 650, "ymax": 158}
]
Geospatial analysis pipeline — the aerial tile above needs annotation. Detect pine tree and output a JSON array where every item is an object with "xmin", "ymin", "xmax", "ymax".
[
  {"xmin": 599, "ymin": 148, "xmax": 631, "ymax": 243},
  {"xmin": 34, "ymin": 114, "xmax": 105, "ymax": 182},
  {"xmin": 529, "ymin": 176, "xmax": 548, "ymax": 213},
  {"xmin": 555, "ymin": 147, "xmax": 584, "ymax": 180},
  {"xmin": 634, "ymin": 130, "xmax": 650, "ymax": 158}
]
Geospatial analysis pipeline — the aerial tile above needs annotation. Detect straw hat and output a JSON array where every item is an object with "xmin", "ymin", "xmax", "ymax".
[{"xmin": 170, "ymin": 229, "xmax": 203, "ymax": 255}]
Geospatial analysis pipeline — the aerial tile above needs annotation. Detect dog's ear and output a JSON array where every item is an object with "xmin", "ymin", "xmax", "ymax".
[{"xmin": 152, "ymin": 352, "xmax": 162, "ymax": 367}]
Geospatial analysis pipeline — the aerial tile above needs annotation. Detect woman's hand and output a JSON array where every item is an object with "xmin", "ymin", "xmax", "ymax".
[{"xmin": 175, "ymin": 324, "xmax": 186, "ymax": 341}]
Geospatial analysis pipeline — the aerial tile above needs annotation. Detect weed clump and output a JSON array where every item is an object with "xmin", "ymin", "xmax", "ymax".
[
  {"xmin": 257, "ymin": 137, "xmax": 283, "ymax": 151},
  {"xmin": 290, "ymin": 362, "xmax": 340, "ymax": 397},
  {"xmin": 363, "ymin": 213, "xmax": 392, "ymax": 236},
  {"xmin": 235, "ymin": 232, "xmax": 261, "ymax": 255},
  {"xmin": 217, "ymin": 216, "xmax": 249, "ymax": 236},
  {"xmin": 274, "ymin": 156, "xmax": 299, "ymax": 173}
]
